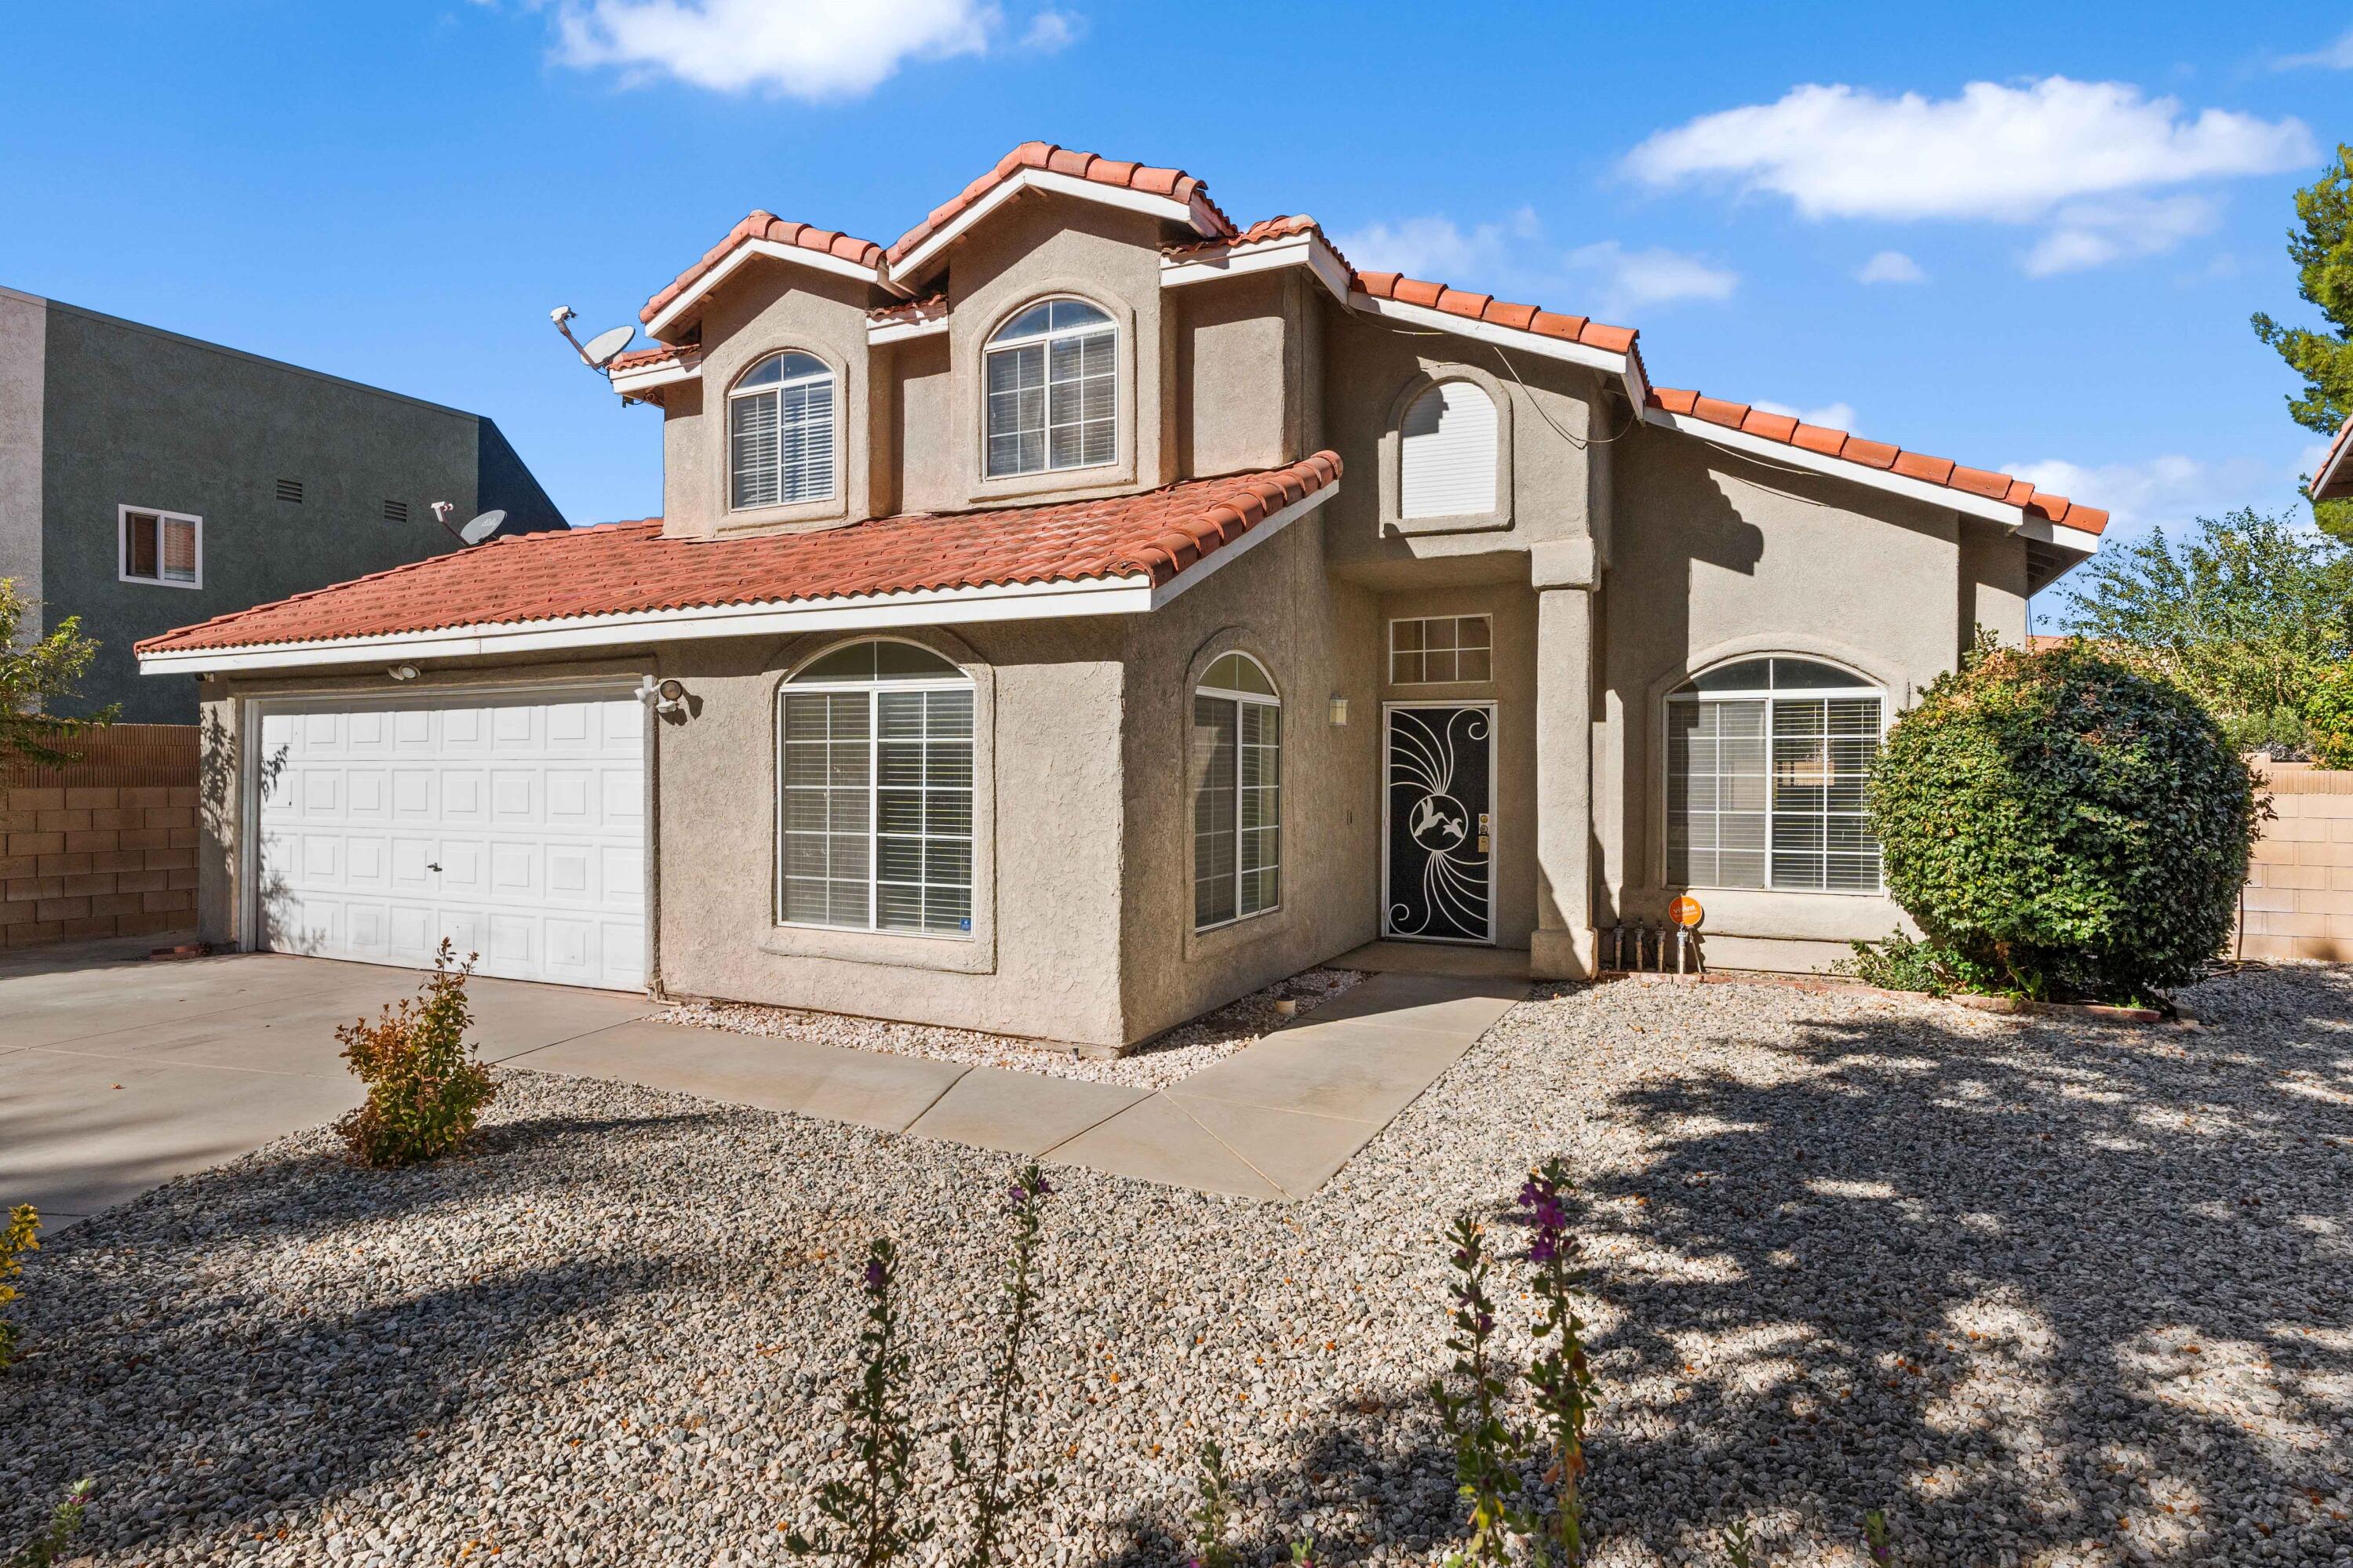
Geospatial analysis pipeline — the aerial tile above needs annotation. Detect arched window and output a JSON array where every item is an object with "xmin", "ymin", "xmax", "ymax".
[
  {"xmin": 1666, "ymin": 657, "xmax": 1885, "ymax": 893},
  {"xmin": 985, "ymin": 298, "xmax": 1114, "ymax": 478},
  {"xmin": 1399, "ymin": 380, "xmax": 1497, "ymax": 518},
  {"xmin": 731, "ymin": 351, "xmax": 835, "ymax": 510},
  {"xmin": 779, "ymin": 640, "xmax": 972, "ymax": 936},
  {"xmin": 1192, "ymin": 652, "xmax": 1280, "ymax": 930}
]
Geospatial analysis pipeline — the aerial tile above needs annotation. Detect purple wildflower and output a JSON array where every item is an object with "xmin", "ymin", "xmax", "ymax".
[{"xmin": 865, "ymin": 1256, "xmax": 888, "ymax": 1293}]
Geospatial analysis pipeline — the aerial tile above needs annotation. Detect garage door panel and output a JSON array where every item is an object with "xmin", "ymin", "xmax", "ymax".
[{"xmin": 257, "ymin": 691, "xmax": 643, "ymax": 991}]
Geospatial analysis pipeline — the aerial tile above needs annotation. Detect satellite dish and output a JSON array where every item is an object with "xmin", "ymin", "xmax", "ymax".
[
  {"xmin": 458, "ymin": 510, "xmax": 506, "ymax": 545},
  {"xmin": 581, "ymin": 325, "xmax": 636, "ymax": 369}
]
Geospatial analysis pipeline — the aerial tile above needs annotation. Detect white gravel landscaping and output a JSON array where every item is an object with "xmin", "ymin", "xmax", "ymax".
[
  {"xmin": 5, "ymin": 965, "xmax": 2350, "ymax": 1566},
  {"xmin": 660, "ymin": 966, "xmax": 1366, "ymax": 1090}
]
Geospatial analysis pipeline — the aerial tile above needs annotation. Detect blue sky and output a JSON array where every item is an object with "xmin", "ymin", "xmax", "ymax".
[{"xmin": 4, "ymin": 2, "xmax": 2348, "ymax": 625}]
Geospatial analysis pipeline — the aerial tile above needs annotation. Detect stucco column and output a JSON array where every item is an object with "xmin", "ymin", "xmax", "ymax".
[{"xmin": 1529, "ymin": 539, "xmax": 1597, "ymax": 980}]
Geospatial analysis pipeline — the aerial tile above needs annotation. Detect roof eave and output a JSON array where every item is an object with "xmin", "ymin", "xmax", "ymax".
[
  {"xmin": 891, "ymin": 168, "xmax": 1219, "ymax": 285},
  {"xmin": 644, "ymin": 238, "xmax": 893, "ymax": 344}
]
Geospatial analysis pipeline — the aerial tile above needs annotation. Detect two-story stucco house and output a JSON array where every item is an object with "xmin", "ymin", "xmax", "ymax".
[{"xmin": 138, "ymin": 143, "xmax": 2108, "ymax": 1046}]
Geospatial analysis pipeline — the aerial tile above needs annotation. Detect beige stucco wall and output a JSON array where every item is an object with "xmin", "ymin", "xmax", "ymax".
[{"xmin": 1170, "ymin": 269, "xmax": 1310, "ymax": 478}]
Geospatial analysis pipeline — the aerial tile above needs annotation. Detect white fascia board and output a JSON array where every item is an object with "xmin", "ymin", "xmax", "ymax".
[
  {"xmin": 1351, "ymin": 293, "xmax": 1632, "ymax": 380},
  {"xmin": 608, "ymin": 355, "xmax": 700, "ymax": 395},
  {"xmin": 2013, "ymin": 515, "xmax": 2105, "ymax": 554},
  {"xmin": 1643, "ymin": 406, "xmax": 2027, "ymax": 527},
  {"xmin": 2313, "ymin": 419, "xmax": 2353, "ymax": 500},
  {"xmin": 138, "ymin": 483, "xmax": 1339, "ymax": 676},
  {"xmin": 866, "ymin": 314, "xmax": 949, "ymax": 346},
  {"xmin": 642, "ymin": 238, "xmax": 882, "ymax": 340},
  {"xmin": 891, "ymin": 168, "xmax": 1207, "ymax": 282},
  {"xmin": 1160, "ymin": 234, "xmax": 1353, "ymax": 306}
]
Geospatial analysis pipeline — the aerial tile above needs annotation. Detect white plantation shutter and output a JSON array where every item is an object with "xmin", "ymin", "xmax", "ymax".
[
  {"xmin": 1399, "ymin": 381, "xmax": 1498, "ymax": 518},
  {"xmin": 730, "ymin": 354, "xmax": 834, "ymax": 509}
]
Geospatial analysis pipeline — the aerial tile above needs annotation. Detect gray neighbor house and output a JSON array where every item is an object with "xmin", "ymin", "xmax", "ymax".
[
  {"xmin": 0, "ymin": 284, "xmax": 566, "ymax": 723},
  {"xmin": 138, "ymin": 142, "xmax": 2113, "ymax": 1045}
]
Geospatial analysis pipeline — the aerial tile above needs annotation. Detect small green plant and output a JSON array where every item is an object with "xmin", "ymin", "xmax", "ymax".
[
  {"xmin": 2306, "ymin": 664, "xmax": 2353, "ymax": 769},
  {"xmin": 949, "ymin": 1166, "xmax": 1056, "ymax": 1568},
  {"xmin": 1834, "ymin": 930, "xmax": 1959, "ymax": 996},
  {"xmin": 1186, "ymin": 1441, "xmax": 1240, "ymax": 1568},
  {"xmin": 1721, "ymin": 1519, "xmax": 1762, "ymax": 1568},
  {"xmin": 1431, "ymin": 1216, "xmax": 1528, "ymax": 1566},
  {"xmin": 334, "ymin": 939, "xmax": 496, "ymax": 1166},
  {"xmin": 1862, "ymin": 1509, "xmax": 1895, "ymax": 1566},
  {"xmin": 5, "ymin": 1478, "xmax": 93, "ymax": 1568},
  {"xmin": 1520, "ymin": 1161, "xmax": 1600, "ymax": 1564},
  {"xmin": 0, "ymin": 1205, "xmax": 38, "ymax": 1371},
  {"xmin": 790, "ymin": 1239, "xmax": 934, "ymax": 1567}
]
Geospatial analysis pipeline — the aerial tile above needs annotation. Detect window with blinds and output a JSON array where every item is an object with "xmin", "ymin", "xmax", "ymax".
[
  {"xmin": 1666, "ymin": 657, "xmax": 1883, "ymax": 894},
  {"xmin": 1193, "ymin": 653, "xmax": 1280, "ymax": 931},
  {"xmin": 985, "ymin": 298, "xmax": 1115, "ymax": 478},
  {"xmin": 778, "ymin": 641, "xmax": 974, "ymax": 937},
  {"xmin": 730, "ymin": 351, "xmax": 836, "ymax": 510},
  {"xmin": 1399, "ymin": 380, "xmax": 1498, "ymax": 519},
  {"xmin": 120, "ymin": 507, "xmax": 200, "ymax": 588}
]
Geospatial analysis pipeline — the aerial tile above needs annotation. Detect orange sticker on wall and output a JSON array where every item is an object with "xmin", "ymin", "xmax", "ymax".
[{"xmin": 1668, "ymin": 895, "xmax": 1704, "ymax": 929}]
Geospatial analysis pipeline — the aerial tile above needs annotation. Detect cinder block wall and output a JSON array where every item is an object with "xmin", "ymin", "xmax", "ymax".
[
  {"xmin": 2, "ymin": 724, "xmax": 199, "ymax": 948},
  {"xmin": 2238, "ymin": 762, "xmax": 2353, "ymax": 962}
]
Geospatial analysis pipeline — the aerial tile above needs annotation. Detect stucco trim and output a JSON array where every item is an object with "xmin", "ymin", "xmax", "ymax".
[
  {"xmin": 712, "ymin": 343, "xmax": 854, "ymax": 534},
  {"xmin": 1178, "ymin": 625, "xmax": 1295, "ymax": 963},
  {"xmin": 963, "ymin": 285, "xmax": 1138, "ymax": 505},
  {"xmin": 757, "ymin": 629, "xmax": 999, "ymax": 975},
  {"xmin": 643, "ymin": 238, "xmax": 886, "ymax": 343},
  {"xmin": 891, "ymin": 167, "xmax": 1214, "ymax": 282},
  {"xmin": 1638, "ymin": 632, "xmax": 1913, "ymax": 897},
  {"xmin": 1376, "ymin": 366, "xmax": 1516, "ymax": 537}
]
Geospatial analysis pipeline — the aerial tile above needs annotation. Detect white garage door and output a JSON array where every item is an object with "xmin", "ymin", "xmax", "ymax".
[{"xmin": 254, "ymin": 689, "xmax": 645, "ymax": 990}]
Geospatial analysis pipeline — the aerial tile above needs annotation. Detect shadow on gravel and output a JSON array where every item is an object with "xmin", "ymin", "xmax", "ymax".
[{"xmin": 1569, "ymin": 969, "xmax": 2352, "ymax": 1559}]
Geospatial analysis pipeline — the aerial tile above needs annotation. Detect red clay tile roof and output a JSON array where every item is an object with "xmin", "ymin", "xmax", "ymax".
[
  {"xmin": 639, "ymin": 212, "xmax": 886, "ymax": 329},
  {"xmin": 1645, "ymin": 387, "xmax": 2110, "ymax": 535},
  {"xmin": 2313, "ymin": 413, "xmax": 2353, "ymax": 502},
  {"xmin": 138, "ymin": 456, "xmax": 1343, "ymax": 655},
  {"xmin": 1350, "ymin": 269, "xmax": 1640, "ymax": 356},
  {"xmin": 608, "ymin": 340, "xmax": 699, "ymax": 373},
  {"xmin": 886, "ymin": 141, "xmax": 1233, "ymax": 268},
  {"xmin": 868, "ymin": 289, "xmax": 949, "ymax": 327},
  {"xmin": 1164, "ymin": 213, "xmax": 1331, "ymax": 260}
]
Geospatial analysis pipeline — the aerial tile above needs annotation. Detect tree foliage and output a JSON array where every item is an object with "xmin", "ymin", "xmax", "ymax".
[
  {"xmin": 2058, "ymin": 508, "xmax": 2353, "ymax": 752},
  {"xmin": 2307, "ymin": 664, "xmax": 2353, "ymax": 769},
  {"xmin": 2249, "ymin": 142, "xmax": 2353, "ymax": 540},
  {"xmin": 1869, "ymin": 642, "xmax": 2259, "ymax": 1002},
  {"xmin": 0, "ymin": 578, "xmax": 116, "ymax": 769}
]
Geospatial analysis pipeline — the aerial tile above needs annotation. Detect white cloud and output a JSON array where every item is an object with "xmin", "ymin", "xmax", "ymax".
[
  {"xmin": 1856, "ymin": 249, "xmax": 1925, "ymax": 284},
  {"xmin": 551, "ymin": 0, "xmax": 1001, "ymax": 98},
  {"xmin": 1564, "ymin": 241, "xmax": 1739, "ymax": 313},
  {"xmin": 1331, "ymin": 210, "xmax": 1736, "ymax": 320},
  {"xmin": 1752, "ymin": 398, "xmax": 1858, "ymax": 431},
  {"xmin": 1020, "ymin": 8, "xmax": 1082, "ymax": 50},
  {"xmin": 2000, "ymin": 452, "xmax": 2298, "ymax": 544},
  {"xmin": 1625, "ymin": 77, "xmax": 2311, "ymax": 271},
  {"xmin": 1329, "ymin": 209, "xmax": 1541, "ymax": 282},
  {"xmin": 2275, "ymin": 28, "xmax": 2353, "ymax": 69}
]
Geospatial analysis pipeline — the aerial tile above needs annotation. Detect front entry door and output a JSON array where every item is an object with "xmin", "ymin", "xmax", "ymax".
[{"xmin": 1383, "ymin": 704, "xmax": 1495, "ymax": 944}]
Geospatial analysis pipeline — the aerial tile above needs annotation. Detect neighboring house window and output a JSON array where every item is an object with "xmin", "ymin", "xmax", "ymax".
[
  {"xmin": 1666, "ymin": 657, "xmax": 1885, "ymax": 894},
  {"xmin": 119, "ymin": 506, "xmax": 201, "ymax": 588},
  {"xmin": 985, "ymin": 298, "xmax": 1114, "ymax": 478},
  {"xmin": 1193, "ymin": 652, "xmax": 1280, "ymax": 931},
  {"xmin": 1398, "ymin": 380, "xmax": 1497, "ymax": 518},
  {"xmin": 731, "ymin": 351, "xmax": 836, "ymax": 509},
  {"xmin": 778, "ymin": 640, "xmax": 973, "ymax": 937},
  {"xmin": 1390, "ymin": 616, "xmax": 1492, "ymax": 683}
]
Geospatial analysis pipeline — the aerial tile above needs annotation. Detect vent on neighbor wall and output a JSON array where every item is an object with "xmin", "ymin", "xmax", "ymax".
[
  {"xmin": 275, "ymin": 478, "xmax": 304, "ymax": 504},
  {"xmin": 383, "ymin": 499, "xmax": 409, "ymax": 524}
]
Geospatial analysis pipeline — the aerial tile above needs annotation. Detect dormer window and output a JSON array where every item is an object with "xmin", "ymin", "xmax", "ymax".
[
  {"xmin": 730, "ymin": 351, "xmax": 836, "ymax": 509},
  {"xmin": 985, "ymin": 298, "xmax": 1114, "ymax": 478}
]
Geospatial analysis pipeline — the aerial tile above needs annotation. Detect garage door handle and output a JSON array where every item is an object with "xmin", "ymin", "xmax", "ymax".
[{"xmin": 426, "ymin": 862, "xmax": 442, "ymax": 873}]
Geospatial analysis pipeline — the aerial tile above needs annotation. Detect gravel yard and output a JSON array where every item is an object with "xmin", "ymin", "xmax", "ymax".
[
  {"xmin": 5, "ymin": 966, "xmax": 2350, "ymax": 1566},
  {"xmin": 661, "ymin": 966, "xmax": 1366, "ymax": 1090}
]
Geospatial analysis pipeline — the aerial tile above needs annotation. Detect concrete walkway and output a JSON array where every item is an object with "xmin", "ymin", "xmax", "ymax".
[{"xmin": 2, "ymin": 945, "xmax": 1524, "ymax": 1221}]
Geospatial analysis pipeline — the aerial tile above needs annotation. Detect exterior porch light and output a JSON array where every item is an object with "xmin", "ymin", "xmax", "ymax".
[{"xmin": 1328, "ymin": 695, "xmax": 1349, "ymax": 727}]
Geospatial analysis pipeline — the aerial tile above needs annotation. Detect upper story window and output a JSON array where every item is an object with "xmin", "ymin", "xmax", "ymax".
[
  {"xmin": 730, "ymin": 351, "xmax": 836, "ymax": 510},
  {"xmin": 1666, "ymin": 657, "xmax": 1885, "ymax": 895},
  {"xmin": 779, "ymin": 640, "xmax": 974, "ymax": 938},
  {"xmin": 1399, "ymin": 380, "xmax": 1498, "ymax": 518},
  {"xmin": 985, "ymin": 298, "xmax": 1114, "ymax": 478},
  {"xmin": 1193, "ymin": 652, "xmax": 1280, "ymax": 932},
  {"xmin": 120, "ymin": 505, "xmax": 201, "ymax": 589}
]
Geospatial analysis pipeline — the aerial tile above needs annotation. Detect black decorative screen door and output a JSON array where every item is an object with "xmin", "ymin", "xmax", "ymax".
[{"xmin": 1384, "ymin": 704, "xmax": 1494, "ymax": 943}]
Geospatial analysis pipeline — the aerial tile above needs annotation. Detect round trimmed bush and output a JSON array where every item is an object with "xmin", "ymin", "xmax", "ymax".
[
  {"xmin": 1868, "ymin": 642, "xmax": 2259, "ymax": 1002},
  {"xmin": 2305, "ymin": 664, "xmax": 2353, "ymax": 769}
]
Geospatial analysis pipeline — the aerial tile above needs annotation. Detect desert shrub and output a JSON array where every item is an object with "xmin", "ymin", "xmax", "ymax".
[
  {"xmin": 335, "ymin": 940, "xmax": 495, "ymax": 1166},
  {"xmin": 1833, "ymin": 930, "xmax": 1969, "ymax": 996},
  {"xmin": 4, "ymin": 1479, "xmax": 93, "ymax": 1568},
  {"xmin": 0, "ymin": 1205, "xmax": 37, "ymax": 1371},
  {"xmin": 1869, "ymin": 642, "xmax": 2259, "ymax": 1002},
  {"xmin": 2306, "ymin": 664, "xmax": 2353, "ymax": 769}
]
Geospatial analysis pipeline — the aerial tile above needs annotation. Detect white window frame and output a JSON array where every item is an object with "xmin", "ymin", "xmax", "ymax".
[
  {"xmin": 729, "ymin": 351, "xmax": 837, "ymax": 511},
  {"xmin": 1664, "ymin": 657, "xmax": 1888, "ymax": 897},
  {"xmin": 118, "ymin": 504, "xmax": 203, "ymax": 590},
  {"xmin": 774, "ymin": 642, "xmax": 975, "ymax": 940},
  {"xmin": 983, "ymin": 297, "xmax": 1117, "ymax": 479},
  {"xmin": 1192, "ymin": 653, "xmax": 1282, "ymax": 933},
  {"xmin": 1389, "ymin": 615, "xmax": 1493, "ymax": 685}
]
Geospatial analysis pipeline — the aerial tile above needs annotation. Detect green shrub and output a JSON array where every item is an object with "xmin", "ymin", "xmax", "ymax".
[
  {"xmin": 335, "ymin": 940, "xmax": 496, "ymax": 1166},
  {"xmin": 1868, "ymin": 642, "xmax": 2259, "ymax": 1002},
  {"xmin": 5, "ymin": 1478, "xmax": 92, "ymax": 1568},
  {"xmin": 1834, "ymin": 930, "xmax": 1962, "ymax": 996},
  {"xmin": 0, "ymin": 1205, "xmax": 37, "ymax": 1371},
  {"xmin": 2306, "ymin": 664, "xmax": 2353, "ymax": 769}
]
